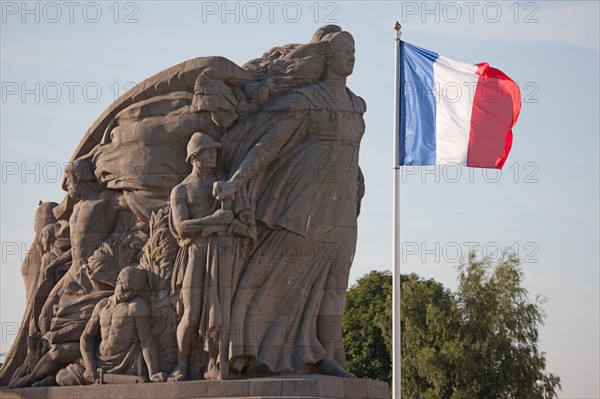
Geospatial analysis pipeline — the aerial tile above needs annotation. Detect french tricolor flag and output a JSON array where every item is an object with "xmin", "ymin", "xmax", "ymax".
[{"xmin": 398, "ymin": 41, "xmax": 521, "ymax": 169}]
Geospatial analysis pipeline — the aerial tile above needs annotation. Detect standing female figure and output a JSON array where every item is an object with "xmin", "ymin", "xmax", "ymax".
[{"xmin": 214, "ymin": 28, "xmax": 365, "ymax": 377}]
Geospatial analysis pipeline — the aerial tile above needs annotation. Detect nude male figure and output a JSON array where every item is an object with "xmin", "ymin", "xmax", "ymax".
[
  {"xmin": 56, "ymin": 266, "xmax": 166, "ymax": 385},
  {"xmin": 40, "ymin": 158, "xmax": 122, "ymax": 333},
  {"xmin": 64, "ymin": 158, "xmax": 121, "ymax": 278},
  {"xmin": 168, "ymin": 132, "xmax": 233, "ymax": 382}
]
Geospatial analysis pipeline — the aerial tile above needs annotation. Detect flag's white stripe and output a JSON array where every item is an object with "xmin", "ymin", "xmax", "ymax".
[{"xmin": 433, "ymin": 55, "xmax": 479, "ymax": 164}]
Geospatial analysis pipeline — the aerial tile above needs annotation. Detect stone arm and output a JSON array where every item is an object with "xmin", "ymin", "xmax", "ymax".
[
  {"xmin": 80, "ymin": 299, "xmax": 104, "ymax": 383},
  {"xmin": 170, "ymin": 187, "xmax": 232, "ymax": 238},
  {"xmin": 132, "ymin": 299, "xmax": 165, "ymax": 382},
  {"xmin": 356, "ymin": 166, "xmax": 365, "ymax": 217},
  {"xmin": 44, "ymin": 320, "xmax": 87, "ymax": 345},
  {"xmin": 213, "ymin": 109, "xmax": 308, "ymax": 201},
  {"xmin": 43, "ymin": 249, "xmax": 72, "ymax": 278}
]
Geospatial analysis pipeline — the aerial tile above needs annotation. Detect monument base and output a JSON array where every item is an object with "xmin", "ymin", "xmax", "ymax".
[{"xmin": 0, "ymin": 374, "xmax": 390, "ymax": 399}]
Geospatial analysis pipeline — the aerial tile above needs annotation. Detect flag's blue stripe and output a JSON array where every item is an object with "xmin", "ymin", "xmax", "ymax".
[{"xmin": 399, "ymin": 42, "xmax": 438, "ymax": 165}]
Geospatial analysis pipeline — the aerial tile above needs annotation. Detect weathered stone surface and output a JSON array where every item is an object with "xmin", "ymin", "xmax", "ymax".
[
  {"xmin": 0, "ymin": 24, "xmax": 376, "ymax": 396},
  {"xmin": 249, "ymin": 379, "xmax": 283, "ymax": 396},
  {"xmin": 0, "ymin": 375, "xmax": 389, "ymax": 398},
  {"xmin": 366, "ymin": 379, "xmax": 392, "ymax": 399},
  {"xmin": 343, "ymin": 378, "xmax": 370, "ymax": 399},
  {"xmin": 206, "ymin": 379, "xmax": 252, "ymax": 397}
]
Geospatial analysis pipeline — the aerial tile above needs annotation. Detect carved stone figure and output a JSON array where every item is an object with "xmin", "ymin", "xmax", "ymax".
[
  {"xmin": 62, "ymin": 158, "xmax": 123, "ymax": 273},
  {"xmin": 168, "ymin": 133, "xmax": 233, "ymax": 382},
  {"xmin": 137, "ymin": 207, "xmax": 179, "ymax": 376},
  {"xmin": 9, "ymin": 243, "xmax": 122, "ymax": 388},
  {"xmin": 1, "ymin": 25, "xmax": 366, "ymax": 389},
  {"xmin": 9, "ymin": 221, "xmax": 74, "ymax": 386},
  {"xmin": 214, "ymin": 29, "xmax": 364, "ymax": 378},
  {"xmin": 34, "ymin": 221, "xmax": 72, "ymax": 325},
  {"xmin": 39, "ymin": 159, "xmax": 123, "ymax": 332},
  {"xmin": 55, "ymin": 266, "xmax": 166, "ymax": 385},
  {"xmin": 1, "ymin": 202, "xmax": 58, "ymax": 386},
  {"xmin": 39, "ymin": 221, "xmax": 71, "ymax": 285}
]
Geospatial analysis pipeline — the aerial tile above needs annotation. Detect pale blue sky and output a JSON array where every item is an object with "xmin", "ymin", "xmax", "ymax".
[{"xmin": 1, "ymin": 1, "xmax": 599, "ymax": 397}]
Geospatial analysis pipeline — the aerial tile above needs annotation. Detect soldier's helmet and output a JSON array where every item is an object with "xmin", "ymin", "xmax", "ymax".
[{"xmin": 186, "ymin": 132, "xmax": 221, "ymax": 163}]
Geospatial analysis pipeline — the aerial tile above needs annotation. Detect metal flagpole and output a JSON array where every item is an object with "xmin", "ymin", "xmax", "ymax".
[{"xmin": 392, "ymin": 21, "xmax": 402, "ymax": 399}]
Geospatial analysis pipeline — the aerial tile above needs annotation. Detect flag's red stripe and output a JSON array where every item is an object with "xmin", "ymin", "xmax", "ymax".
[{"xmin": 467, "ymin": 63, "xmax": 521, "ymax": 169}]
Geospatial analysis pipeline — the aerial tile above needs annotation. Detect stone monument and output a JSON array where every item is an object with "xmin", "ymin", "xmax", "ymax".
[{"xmin": 0, "ymin": 25, "xmax": 389, "ymax": 399}]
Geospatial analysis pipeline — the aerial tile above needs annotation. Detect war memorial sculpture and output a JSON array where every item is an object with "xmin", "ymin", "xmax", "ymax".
[{"xmin": 0, "ymin": 25, "xmax": 389, "ymax": 398}]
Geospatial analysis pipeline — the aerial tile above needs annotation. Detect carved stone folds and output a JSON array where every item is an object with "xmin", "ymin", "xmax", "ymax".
[{"xmin": 0, "ymin": 25, "xmax": 382, "ymax": 396}]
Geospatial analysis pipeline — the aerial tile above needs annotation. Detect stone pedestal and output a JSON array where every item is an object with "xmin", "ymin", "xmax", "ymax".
[{"xmin": 0, "ymin": 375, "xmax": 390, "ymax": 399}]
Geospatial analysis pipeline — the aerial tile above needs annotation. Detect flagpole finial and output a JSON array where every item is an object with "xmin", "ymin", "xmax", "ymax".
[{"xmin": 394, "ymin": 21, "xmax": 401, "ymax": 32}]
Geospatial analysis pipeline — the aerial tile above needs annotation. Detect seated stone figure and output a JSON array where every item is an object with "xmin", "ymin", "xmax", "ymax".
[
  {"xmin": 56, "ymin": 266, "xmax": 166, "ymax": 385},
  {"xmin": 1, "ymin": 202, "xmax": 58, "ymax": 386},
  {"xmin": 8, "ymin": 243, "xmax": 122, "ymax": 388},
  {"xmin": 7, "ymin": 217, "xmax": 67, "ymax": 386}
]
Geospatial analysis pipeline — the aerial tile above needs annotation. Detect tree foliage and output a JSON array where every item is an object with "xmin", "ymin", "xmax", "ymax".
[
  {"xmin": 343, "ymin": 269, "xmax": 393, "ymax": 383},
  {"xmin": 342, "ymin": 252, "xmax": 561, "ymax": 398}
]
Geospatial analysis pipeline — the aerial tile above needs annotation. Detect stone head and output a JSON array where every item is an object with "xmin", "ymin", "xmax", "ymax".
[
  {"xmin": 64, "ymin": 158, "xmax": 101, "ymax": 199},
  {"xmin": 40, "ymin": 224, "xmax": 57, "ymax": 253},
  {"xmin": 321, "ymin": 30, "xmax": 355, "ymax": 78},
  {"xmin": 34, "ymin": 201, "xmax": 58, "ymax": 235},
  {"xmin": 114, "ymin": 266, "xmax": 147, "ymax": 303},
  {"xmin": 186, "ymin": 132, "xmax": 221, "ymax": 169},
  {"xmin": 310, "ymin": 25, "xmax": 342, "ymax": 43}
]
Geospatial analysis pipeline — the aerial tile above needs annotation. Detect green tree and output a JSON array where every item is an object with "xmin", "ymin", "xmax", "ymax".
[
  {"xmin": 399, "ymin": 273, "xmax": 460, "ymax": 399},
  {"xmin": 342, "ymin": 252, "xmax": 561, "ymax": 398},
  {"xmin": 445, "ymin": 252, "xmax": 560, "ymax": 399},
  {"xmin": 343, "ymin": 270, "xmax": 393, "ymax": 383}
]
